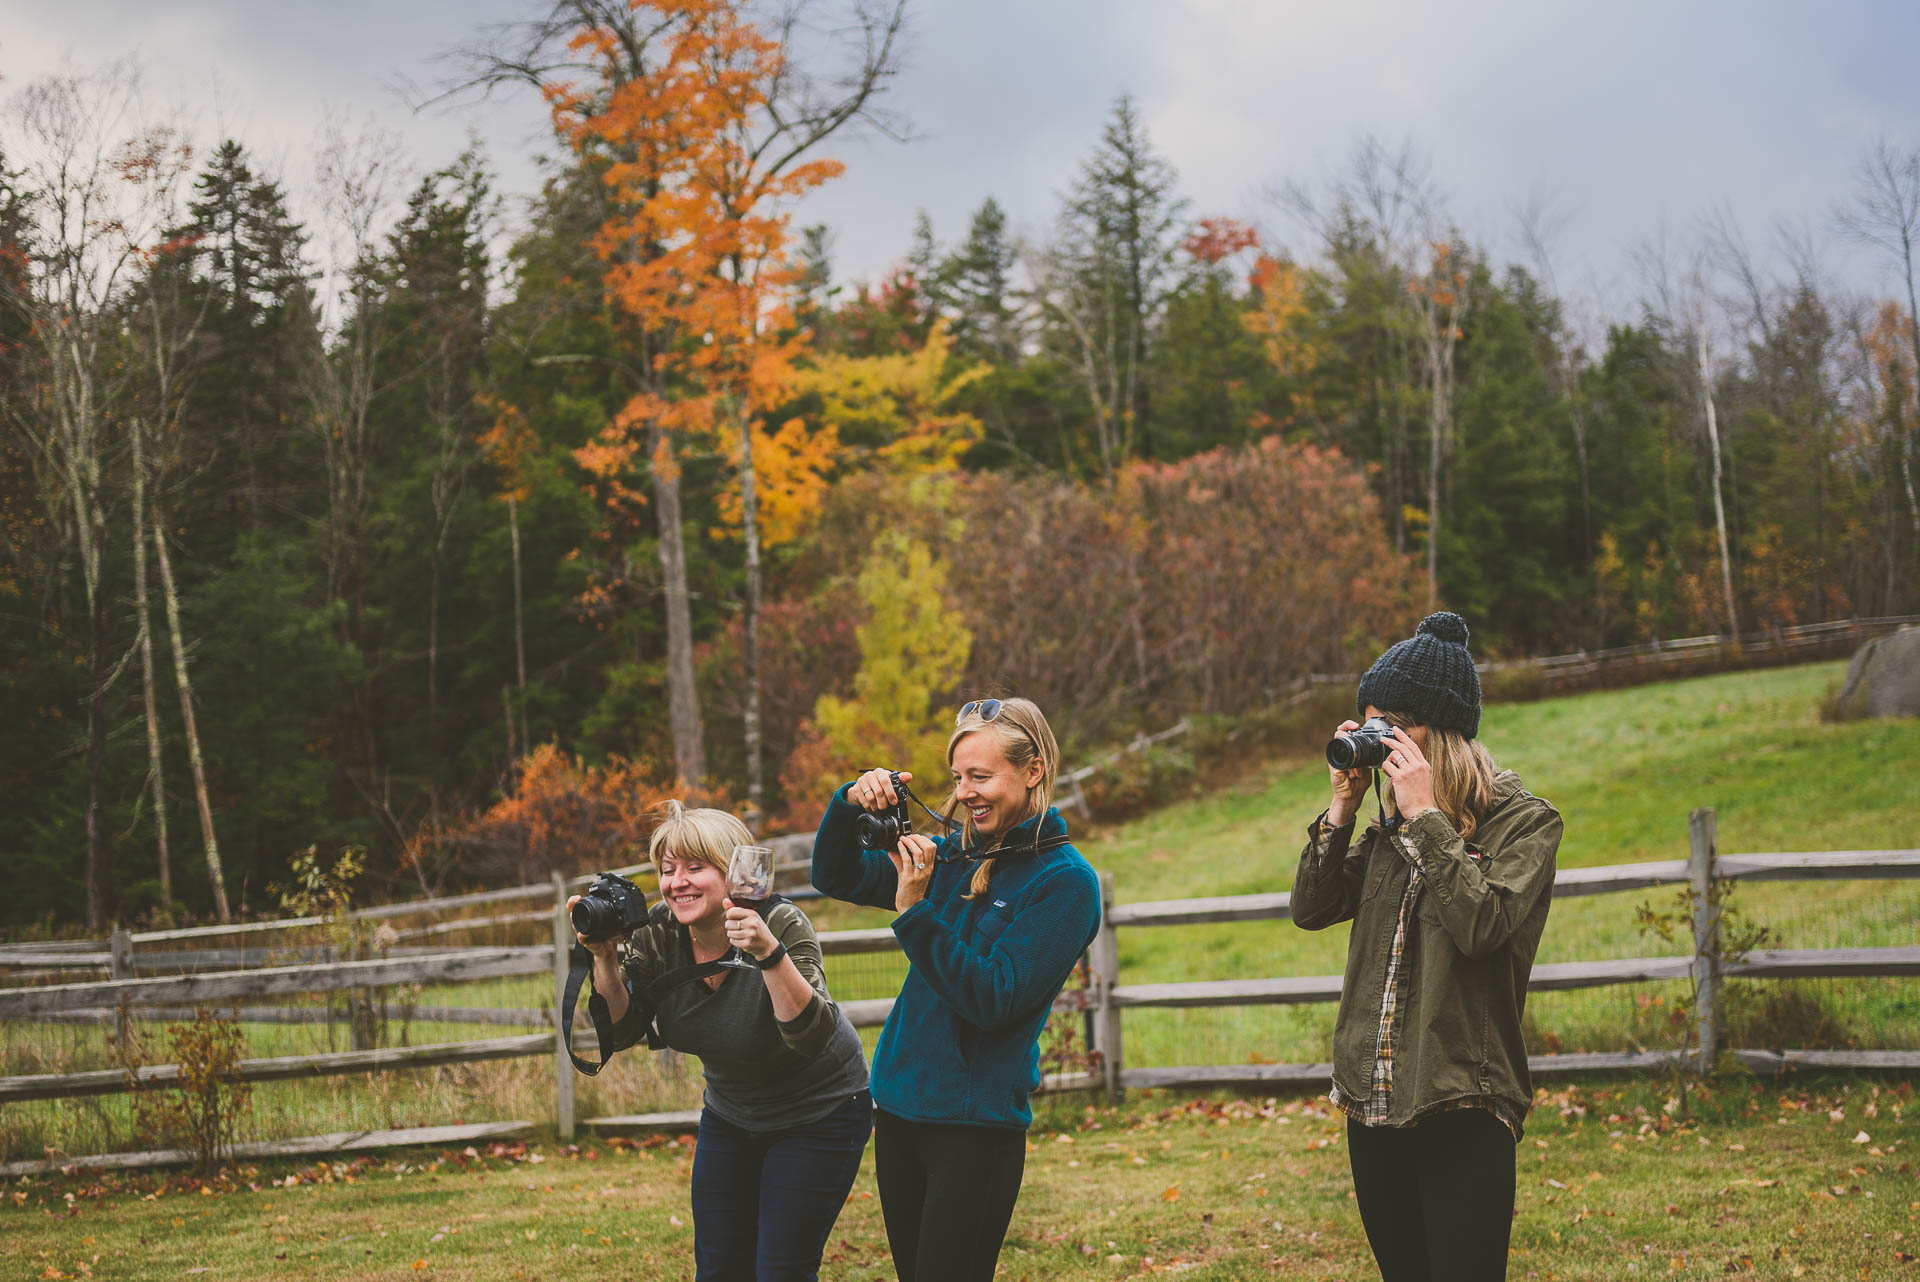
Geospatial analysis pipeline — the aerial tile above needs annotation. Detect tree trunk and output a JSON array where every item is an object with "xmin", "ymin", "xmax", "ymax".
[
  {"xmin": 1900, "ymin": 415, "xmax": 1920, "ymax": 543},
  {"xmin": 1898, "ymin": 264, "xmax": 1920, "ymax": 546},
  {"xmin": 427, "ymin": 551, "xmax": 441, "ymax": 833},
  {"xmin": 649, "ymin": 424, "xmax": 705, "ymax": 787},
  {"xmin": 1697, "ymin": 331, "xmax": 1740, "ymax": 636},
  {"xmin": 152, "ymin": 508, "xmax": 231, "ymax": 922},
  {"xmin": 502, "ymin": 683, "xmax": 518, "ymax": 778},
  {"xmin": 1427, "ymin": 341, "xmax": 1443, "ymax": 611},
  {"xmin": 131, "ymin": 419, "xmax": 172, "ymax": 908},
  {"xmin": 508, "ymin": 493, "xmax": 528, "ymax": 751},
  {"xmin": 736, "ymin": 404, "xmax": 764, "ymax": 821},
  {"xmin": 84, "ymin": 539, "xmax": 109, "ymax": 933}
]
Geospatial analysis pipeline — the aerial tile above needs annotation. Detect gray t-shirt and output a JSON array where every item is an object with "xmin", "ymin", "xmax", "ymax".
[{"xmin": 609, "ymin": 900, "xmax": 868, "ymax": 1131}]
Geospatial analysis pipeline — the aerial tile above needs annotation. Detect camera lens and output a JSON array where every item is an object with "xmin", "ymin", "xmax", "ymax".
[
  {"xmin": 1326, "ymin": 727, "xmax": 1390, "ymax": 771},
  {"xmin": 571, "ymin": 895, "xmax": 619, "ymax": 941},
  {"xmin": 855, "ymin": 811, "xmax": 902, "ymax": 850}
]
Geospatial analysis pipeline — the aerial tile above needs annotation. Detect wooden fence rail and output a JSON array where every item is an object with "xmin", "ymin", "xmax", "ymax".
[
  {"xmin": 3, "ymin": 808, "xmax": 1915, "ymax": 1168},
  {"xmin": 1084, "ymin": 810, "xmax": 1920, "ymax": 1101}
]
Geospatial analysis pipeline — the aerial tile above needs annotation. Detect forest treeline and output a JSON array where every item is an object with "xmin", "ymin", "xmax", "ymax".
[{"xmin": 2, "ymin": 1, "xmax": 1916, "ymax": 928}]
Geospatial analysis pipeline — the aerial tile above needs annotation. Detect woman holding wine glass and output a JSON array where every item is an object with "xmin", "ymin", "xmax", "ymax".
[
  {"xmin": 810, "ymin": 697, "xmax": 1102, "ymax": 1282},
  {"xmin": 569, "ymin": 801, "xmax": 870, "ymax": 1282}
]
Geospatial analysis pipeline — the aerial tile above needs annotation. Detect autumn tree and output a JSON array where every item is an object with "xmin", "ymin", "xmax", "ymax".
[
  {"xmin": 452, "ymin": 0, "xmax": 904, "ymax": 802},
  {"xmin": 782, "ymin": 530, "xmax": 971, "ymax": 827},
  {"xmin": 1151, "ymin": 216, "xmax": 1265, "ymax": 455}
]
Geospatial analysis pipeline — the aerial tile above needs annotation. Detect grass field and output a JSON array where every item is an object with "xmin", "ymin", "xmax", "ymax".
[
  {"xmin": 5, "ymin": 659, "xmax": 1919, "ymax": 1168},
  {"xmin": 4, "ymin": 1076, "xmax": 1915, "ymax": 1280}
]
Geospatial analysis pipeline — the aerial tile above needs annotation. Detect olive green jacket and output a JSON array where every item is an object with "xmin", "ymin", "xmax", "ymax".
[{"xmin": 1292, "ymin": 770, "xmax": 1561, "ymax": 1133}]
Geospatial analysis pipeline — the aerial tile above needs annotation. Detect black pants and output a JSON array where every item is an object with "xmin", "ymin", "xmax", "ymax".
[
  {"xmin": 872, "ymin": 1108, "xmax": 1027, "ymax": 1282},
  {"xmin": 689, "ymin": 1089, "xmax": 873, "ymax": 1282},
  {"xmin": 1347, "ymin": 1109, "xmax": 1516, "ymax": 1282}
]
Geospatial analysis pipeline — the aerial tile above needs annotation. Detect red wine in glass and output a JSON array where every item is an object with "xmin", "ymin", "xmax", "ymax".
[
  {"xmin": 721, "ymin": 844, "xmax": 775, "ymax": 970},
  {"xmin": 730, "ymin": 887, "xmax": 772, "ymax": 916}
]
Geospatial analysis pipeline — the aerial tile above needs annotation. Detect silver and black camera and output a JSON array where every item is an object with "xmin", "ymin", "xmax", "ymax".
[{"xmin": 1326, "ymin": 716, "xmax": 1396, "ymax": 771}]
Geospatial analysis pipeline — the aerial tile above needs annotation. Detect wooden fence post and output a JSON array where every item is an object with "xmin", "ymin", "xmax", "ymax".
[
  {"xmin": 1689, "ymin": 807, "xmax": 1722, "ymax": 1072},
  {"xmin": 1089, "ymin": 870, "xmax": 1123, "ymax": 1104},
  {"xmin": 552, "ymin": 873, "xmax": 575, "ymax": 1141},
  {"xmin": 108, "ymin": 926, "xmax": 132, "ymax": 1055}
]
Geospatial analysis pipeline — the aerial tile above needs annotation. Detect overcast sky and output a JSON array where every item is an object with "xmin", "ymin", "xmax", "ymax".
[{"xmin": 8, "ymin": 0, "xmax": 1920, "ymax": 326}]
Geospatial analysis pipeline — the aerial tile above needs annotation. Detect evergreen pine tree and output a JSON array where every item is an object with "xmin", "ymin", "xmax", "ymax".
[
  {"xmin": 1056, "ymin": 95, "xmax": 1187, "ymax": 462},
  {"xmin": 944, "ymin": 196, "xmax": 1021, "ymax": 363}
]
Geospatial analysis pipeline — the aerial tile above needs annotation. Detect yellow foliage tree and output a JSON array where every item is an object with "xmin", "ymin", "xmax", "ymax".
[
  {"xmin": 794, "ymin": 319, "xmax": 989, "ymax": 470},
  {"xmin": 1243, "ymin": 253, "xmax": 1323, "ymax": 426},
  {"xmin": 787, "ymin": 532, "xmax": 972, "ymax": 819}
]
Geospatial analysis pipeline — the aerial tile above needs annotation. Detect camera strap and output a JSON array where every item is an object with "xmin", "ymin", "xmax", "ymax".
[
  {"xmin": 560, "ymin": 944, "xmax": 620, "ymax": 1076},
  {"xmin": 943, "ymin": 832, "xmax": 1075, "ymax": 863}
]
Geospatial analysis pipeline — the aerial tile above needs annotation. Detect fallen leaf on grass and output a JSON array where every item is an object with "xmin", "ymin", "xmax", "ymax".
[{"xmin": 1161, "ymin": 1185, "xmax": 1180, "ymax": 1202}]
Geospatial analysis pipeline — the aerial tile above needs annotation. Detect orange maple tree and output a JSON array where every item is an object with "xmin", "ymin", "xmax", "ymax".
[
  {"xmin": 406, "ymin": 743, "xmax": 725, "ymax": 887},
  {"xmin": 552, "ymin": 0, "xmax": 839, "ymax": 535},
  {"xmin": 548, "ymin": 0, "xmax": 848, "ymax": 801}
]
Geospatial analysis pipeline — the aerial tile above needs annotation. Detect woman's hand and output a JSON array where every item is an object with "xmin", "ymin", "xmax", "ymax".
[
  {"xmin": 722, "ymin": 899, "xmax": 781, "ymax": 961},
  {"xmin": 1326, "ymin": 721, "xmax": 1369, "ymax": 826},
  {"xmin": 888, "ymin": 833, "xmax": 938, "ymax": 913},
  {"xmin": 566, "ymin": 895, "xmax": 621, "ymax": 960},
  {"xmin": 1381, "ymin": 727, "xmax": 1436, "ymax": 819},
  {"xmin": 851, "ymin": 767, "xmax": 910, "ymax": 811}
]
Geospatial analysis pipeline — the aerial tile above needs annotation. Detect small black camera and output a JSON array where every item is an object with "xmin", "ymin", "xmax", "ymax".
[
  {"xmin": 1326, "ymin": 716, "xmax": 1396, "ymax": 771},
  {"xmin": 570, "ymin": 871, "xmax": 651, "ymax": 942},
  {"xmin": 854, "ymin": 771, "xmax": 913, "ymax": 851}
]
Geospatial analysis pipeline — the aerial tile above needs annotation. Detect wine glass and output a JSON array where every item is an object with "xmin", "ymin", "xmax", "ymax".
[{"xmin": 719, "ymin": 844, "xmax": 776, "ymax": 970}]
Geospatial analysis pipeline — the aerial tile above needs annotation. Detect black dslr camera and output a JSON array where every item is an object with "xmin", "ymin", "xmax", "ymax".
[
  {"xmin": 1326, "ymin": 716, "xmax": 1396, "ymax": 771},
  {"xmin": 854, "ymin": 771, "xmax": 914, "ymax": 851},
  {"xmin": 570, "ymin": 871, "xmax": 651, "ymax": 942}
]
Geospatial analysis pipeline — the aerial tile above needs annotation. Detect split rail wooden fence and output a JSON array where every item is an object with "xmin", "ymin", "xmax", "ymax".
[{"xmin": 3, "ymin": 810, "xmax": 1916, "ymax": 1174}]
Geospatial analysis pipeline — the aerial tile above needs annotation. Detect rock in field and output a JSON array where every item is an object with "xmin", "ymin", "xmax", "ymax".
[{"xmin": 1835, "ymin": 626, "xmax": 1920, "ymax": 719}]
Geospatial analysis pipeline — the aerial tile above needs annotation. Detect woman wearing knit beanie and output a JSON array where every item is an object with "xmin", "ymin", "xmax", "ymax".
[{"xmin": 1292, "ymin": 612, "xmax": 1562, "ymax": 1282}]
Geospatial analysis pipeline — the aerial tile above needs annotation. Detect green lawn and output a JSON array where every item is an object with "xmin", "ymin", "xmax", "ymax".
[{"xmin": 5, "ymin": 1077, "xmax": 1914, "ymax": 1281}]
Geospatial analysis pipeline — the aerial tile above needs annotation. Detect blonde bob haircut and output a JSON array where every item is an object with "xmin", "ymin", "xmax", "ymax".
[
  {"xmin": 648, "ymin": 800, "xmax": 755, "ymax": 873},
  {"xmin": 1378, "ymin": 710, "xmax": 1499, "ymax": 842},
  {"xmin": 943, "ymin": 697, "xmax": 1061, "ymax": 899}
]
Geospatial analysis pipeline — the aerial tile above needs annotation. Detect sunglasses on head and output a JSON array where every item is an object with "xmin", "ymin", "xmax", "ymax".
[{"xmin": 956, "ymin": 699, "xmax": 1004, "ymax": 725}]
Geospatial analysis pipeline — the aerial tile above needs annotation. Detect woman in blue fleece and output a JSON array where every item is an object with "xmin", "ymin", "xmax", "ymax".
[{"xmin": 811, "ymin": 697, "xmax": 1101, "ymax": 1282}]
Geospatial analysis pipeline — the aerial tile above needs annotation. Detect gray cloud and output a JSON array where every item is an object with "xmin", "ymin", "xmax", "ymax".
[{"xmin": 7, "ymin": 0, "xmax": 1920, "ymax": 316}]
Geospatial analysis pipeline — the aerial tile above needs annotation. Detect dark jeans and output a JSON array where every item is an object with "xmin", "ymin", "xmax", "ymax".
[
  {"xmin": 872, "ymin": 1108, "xmax": 1028, "ymax": 1282},
  {"xmin": 1347, "ymin": 1109, "xmax": 1517, "ymax": 1282},
  {"xmin": 689, "ymin": 1089, "xmax": 873, "ymax": 1282}
]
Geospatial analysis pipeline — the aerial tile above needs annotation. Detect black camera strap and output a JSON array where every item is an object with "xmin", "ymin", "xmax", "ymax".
[
  {"xmin": 941, "ymin": 831, "xmax": 1075, "ymax": 863},
  {"xmin": 560, "ymin": 944, "xmax": 619, "ymax": 1076}
]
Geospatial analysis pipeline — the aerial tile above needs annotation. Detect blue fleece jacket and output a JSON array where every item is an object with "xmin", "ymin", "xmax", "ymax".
[{"xmin": 811, "ymin": 784, "xmax": 1101, "ymax": 1130}]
